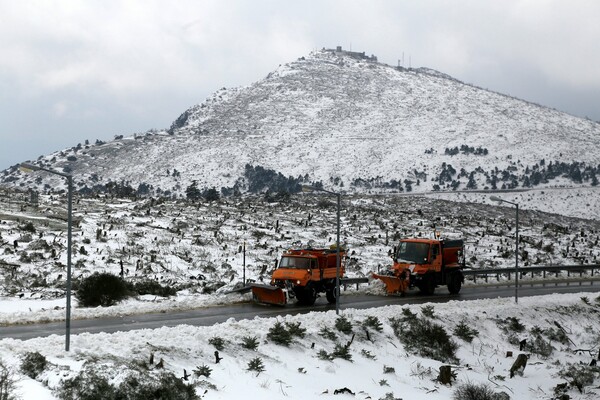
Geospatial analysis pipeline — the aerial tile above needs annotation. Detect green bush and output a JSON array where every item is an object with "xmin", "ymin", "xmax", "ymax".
[
  {"xmin": 421, "ymin": 305, "xmax": 435, "ymax": 318},
  {"xmin": 285, "ymin": 321, "xmax": 306, "ymax": 338},
  {"xmin": 208, "ymin": 337, "xmax": 225, "ymax": 351},
  {"xmin": 118, "ymin": 372, "xmax": 198, "ymax": 400},
  {"xmin": 56, "ymin": 367, "xmax": 116, "ymax": 400},
  {"xmin": 453, "ymin": 320, "xmax": 479, "ymax": 343},
  {"xmin": 335, "ymin": 315, "xmax": 353, "ymax": 334},
  {"xmin": 318, "ymin": 342, "xmax": 353, "ymax": 362},
  {"xmin": 390, "ymin": 315, "xmax": 458, "ymax": 363},
  {"xmin": 56, "ymin": 367, "xmax": 199, "ymax": 400},
  {"xmin": 362, "ymin": 316, "xmax": 383, "ymax": 332},
  {"xmin": 128, "ymin": 279, "xmax": 177, "ymax": 297},
  {"xmin": 76, "ymin": 272, "xmax": 130, "ymax": 307},
  {"xmin": 241, "ymin": 336, "xmax": 259, "ymax": 351},
  {"xmin": 317, "ymin": 349, "xmax": 332, "ymax": 361},
  {"xmin": 20, "ymin": 351, "xmax": 48, "ymax": 379},
  {"xmin": 267, "ymin": 321, "xmax": 293, "ymax": 346},
  {"xmin": 525, "ymin": 327, "xmax": 554, "ymax": 357},
  {"xmin": 20, "ymin": 221, "xmax": 36, "ymax": 233},
  {"xmin": 331, "ymin": 343, "xmax": 352, "ymax": 361},
  {"xmin": 247, "ymin": 357, "xmax": 265, "ymax": 374},
  {"xmin": 557, "ymin": 363, "xmax": 600, "ymax": 393},
  {"xmin": 400, "ymin": 307, "xmax": 417, "ymax": 321},
  {"xmin": 319, "ymin": 326, "xmax": 337, "ymax": 341},
  {"xmin": 498, "ymin": 316, "xmax": 525, "ymax": 333},
  {"xmin": 452, "ymin": 382, "xmax": 503, "ymax": 400}
]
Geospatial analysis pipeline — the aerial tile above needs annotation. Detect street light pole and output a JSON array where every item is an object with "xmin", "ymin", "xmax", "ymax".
[
  {"xmin": 66, "ymin": 174, "xmax": 73, "ymax": 351},
  {"xmin": 302, "ymin": 185, "xmax": 342, "ymax": 314},
  {"xmin": 335, "ymin": 192, "xmax": 341, "ymax": 315},
  {"xmin": 20, "ymin": 163, "xmax": 74, "ymax": 350},
  {"xmin": 490, "ymin": 195, "xmax": 519, "ymax": 303}
]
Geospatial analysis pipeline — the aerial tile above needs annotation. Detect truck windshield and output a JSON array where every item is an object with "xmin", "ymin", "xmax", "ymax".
[
  {"xmin": 279, "ymin": 256, "xmax": 312, "ymax": 269},
  {"xmin": 396, "ymin": 242, "xmax": 430, "ymax": 264}
]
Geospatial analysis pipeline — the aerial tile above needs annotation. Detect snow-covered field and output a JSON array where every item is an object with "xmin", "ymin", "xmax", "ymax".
[
  {"xmin": 1, "ymin": 292, "xmax": 599, "ymax": 399},
  {"xmin": 1, "ymin": 188, "xmax": 600, "ymax": 398}
]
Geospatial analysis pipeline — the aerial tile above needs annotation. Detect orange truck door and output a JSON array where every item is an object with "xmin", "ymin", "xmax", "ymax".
[{"xmin": 430, "ymin": 242, "xmax": 442, "ymax": 272}]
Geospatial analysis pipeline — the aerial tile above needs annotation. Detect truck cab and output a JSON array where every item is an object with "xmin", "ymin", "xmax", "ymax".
[
  {"xmin": 394, "ymin": 239, "xmax": 443, "ymax": 274},
  {"xmin": 252, "ymin": 247, "xmax": 346, "ymax": 306},
  {"xmin": 374, "ymin": 237, "xmax": 464, "ymax": 296}
]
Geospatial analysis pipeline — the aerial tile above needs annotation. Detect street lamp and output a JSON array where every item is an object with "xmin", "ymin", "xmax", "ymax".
[
  {"xmin": 20, "ymin": 162, "xmax": 73, "ymax": 350},
  {"xmin": 302, "ymin": 185, "xmax": 341, "ymax": 314},
  {"xmin": 490, "ymin": 195, "xmax": 519, "ymax": 303}
]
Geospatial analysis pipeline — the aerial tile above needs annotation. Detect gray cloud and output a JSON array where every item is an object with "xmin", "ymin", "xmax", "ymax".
[{"xmin": 1, "ymin": 0, "xmax": 599, "ymax": 169}]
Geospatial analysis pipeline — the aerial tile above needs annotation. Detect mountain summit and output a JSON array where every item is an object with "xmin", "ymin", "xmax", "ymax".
[{"xmin": 3, "ymin": 47, "xmax": 600, "ymax": 196}]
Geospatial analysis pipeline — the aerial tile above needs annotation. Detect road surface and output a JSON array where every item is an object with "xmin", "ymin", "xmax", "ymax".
[{"xmin": 1, "ymin": 281, "xmax": 598, "ymax": 341}]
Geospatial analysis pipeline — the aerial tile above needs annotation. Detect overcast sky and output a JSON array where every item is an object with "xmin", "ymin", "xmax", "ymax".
[{"xmin": 1, "ymin": 0, "xmax": 599, "ymax": 170}]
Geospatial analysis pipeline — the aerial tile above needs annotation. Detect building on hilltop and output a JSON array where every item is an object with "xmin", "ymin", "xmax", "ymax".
[{"xmin": 323, "ymin": 46, "xmax": 378, "ymax": 62}]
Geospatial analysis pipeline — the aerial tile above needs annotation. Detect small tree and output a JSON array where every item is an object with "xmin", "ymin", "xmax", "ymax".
[
  {"xmin": 76, "ymin": 272, "xmax": 129, "ymax": 307},
  {"xmin": 335, "ymin": 315, "xmax": 353, "ymax": 334},
  {"xmin": 185, "ymin": 181, "xmax": 201, "ymax": 201},
  {"xmin": 267, "ymin": 321, "xmax": 293, "ymax": 346},
  {"xmin": 204, "ymin": 188, "xmax": 220, "ymax": 202},
  {"xmin": 452, "ymin": 382, "xmax": 500, "ymax": 400},
  {"xmin": 0, "ymin": 360, "xmax": 18, "ymax": 400},
  {"xmin": 241, "ymin": 336, "xmax": 259, "ymax": 351},
  {"xmin": 20, "ymin": 351, "xmax": 48, "ymax": 379},
  {"xmin": 247, "ymin": 357, "xmax": 265, "ymax": 375}
]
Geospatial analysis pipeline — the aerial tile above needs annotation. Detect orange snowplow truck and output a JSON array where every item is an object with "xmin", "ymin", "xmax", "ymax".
[
  {"xmin": 373, "ymin": 238, "xmax": 464, "ymax": 296},
  {"xmin": 251, "ymin": 247, "xmax": 346, "ymax": 306}
]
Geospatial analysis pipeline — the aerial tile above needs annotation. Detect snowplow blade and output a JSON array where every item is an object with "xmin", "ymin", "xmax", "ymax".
[
  {"xmin": 372, "ymin": 273, "xmax": 404, "ymax": 294},
  {"xmin": 250, "ymin": 284, "xmax": 287, "ymax": 306}
]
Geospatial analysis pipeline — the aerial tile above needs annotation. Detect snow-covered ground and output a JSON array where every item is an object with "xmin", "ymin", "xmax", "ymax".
[
  {"xmin": 1, "ymin": 292, "xmax": 599, "ymax": 399},
  {"xmin": 2, "ymin": 189, "xmax": 600, "ymax": 398},
  {"xmin": 427, "ymin": 186, "xmax": 600, "ymax": 221}
]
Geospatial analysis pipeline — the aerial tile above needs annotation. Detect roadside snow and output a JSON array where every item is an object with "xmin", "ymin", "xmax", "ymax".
[{"xmin": 2, "ymin": 292, "xmax": 600, "ymax": 399}]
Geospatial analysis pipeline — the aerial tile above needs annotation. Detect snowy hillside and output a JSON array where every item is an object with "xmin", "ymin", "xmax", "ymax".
[
  {"xmin": 1, "ymin": 293, "xmax": 599, "ymax": 399},
  {"xmin": 2, "ymin": 47, "xmax": 599, "ymax": 202}
]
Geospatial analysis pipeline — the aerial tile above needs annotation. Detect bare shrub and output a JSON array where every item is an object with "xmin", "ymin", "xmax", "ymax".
[
  {"xmin": 390, "ymin": 314, "xmax": 458, "ymax": 363},
  {"xmin": 0, "ymin": 360, "xmax": 19, "ymax": 400},
  {"xmin": 20, "ymin": 351, "xmax": 48, "ymax": 379},
  {"xmin": 452, "ymin": 382, "xmax": 502, "ymax": 400}
]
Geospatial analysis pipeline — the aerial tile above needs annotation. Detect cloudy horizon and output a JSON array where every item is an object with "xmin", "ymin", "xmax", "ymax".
[{"xmin": 1, "ymin": 0, "xmax": 599, "ymax": 170}]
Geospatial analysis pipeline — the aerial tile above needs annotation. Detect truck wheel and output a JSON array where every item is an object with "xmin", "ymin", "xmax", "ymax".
[
  {"xmin": 420, "ymin": 273, "xmax": 436, "ymax": 295},
  {"xmin": 447, "ymin": 272, "xmax": 462, "ymax": 294},
  {"xmin": 296, "ymin": 286, "xmax": 317, "ymax": 306},
  {"xmin": 325, "ymin": 287, "xmax": 337, "ymax": 304}
]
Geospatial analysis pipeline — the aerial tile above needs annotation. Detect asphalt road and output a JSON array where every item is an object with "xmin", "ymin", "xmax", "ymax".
[{"xmin": 1, "ymin": 281, "xmax": 598, "ymax": 341}]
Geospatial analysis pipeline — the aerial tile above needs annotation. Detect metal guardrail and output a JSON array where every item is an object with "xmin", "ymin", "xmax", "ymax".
[
  {"xmin": 340, "ymin": 277, "xmax": 370, "ymax": 285},
  {"xmin": 340, "ymin": 277, "xmax": 370, "ymax": 290},
  {"xmin": 463, "ymin": 264, "xmax": 599, "ymax": 284}
]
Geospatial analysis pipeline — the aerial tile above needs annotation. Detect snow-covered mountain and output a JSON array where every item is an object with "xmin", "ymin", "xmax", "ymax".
[{"xmin": 2, "ymin": 47, "xmax": 599, "ymax": 198}]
